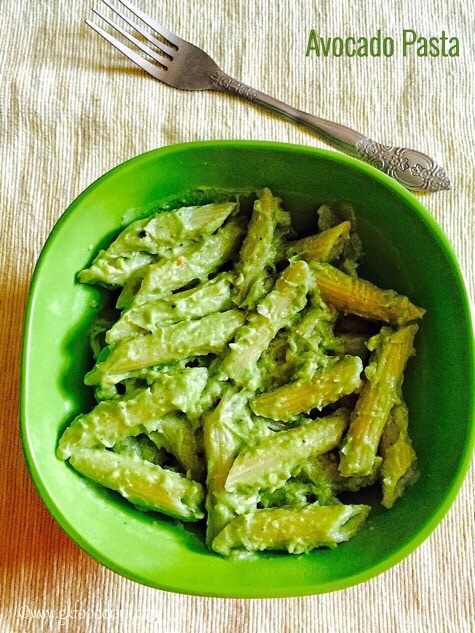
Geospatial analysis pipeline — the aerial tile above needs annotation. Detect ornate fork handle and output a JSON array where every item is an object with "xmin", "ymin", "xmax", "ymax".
[{"xmin": 210, "ymin": 72, "xmax": 451, "ymax": 193}]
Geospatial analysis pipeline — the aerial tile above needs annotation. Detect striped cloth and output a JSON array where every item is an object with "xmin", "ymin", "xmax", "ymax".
[{"xmin": 1, "ymin": 0, "xmax": 473, "ymax": 631}]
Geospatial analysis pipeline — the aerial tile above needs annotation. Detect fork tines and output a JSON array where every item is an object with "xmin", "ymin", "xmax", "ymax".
[{"xmin": 86, "ymin": 0, "xmax": 178, "ymax": 77}]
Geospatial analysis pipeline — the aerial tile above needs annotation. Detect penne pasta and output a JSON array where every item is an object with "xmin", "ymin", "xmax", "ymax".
[
  {"xmin": 79, "ymin": 201, "xmax": 237, "ymax": 286},
  {"xmin": 57, "ymin": 367, "xmax": 208, "ymax": 459},
  {"xmin": 286, "ymin": 220, "xmax": 351, "ymax": 262},
  {"xmin": 379, "ymin": 400, "xmax": 419, "ymax": 508},
  {"xmin": 225, "ymin": 408, "xmax": 349, "ymax": 493},
  {"xmin": 222, "ymin": 260, "xmax": 312, "ymax": 389},
  {"xmin": 58, "ymin": 190, "xmax": 425, "ymax": 554},
  {"xmin": 232, "ymin": 187, "xmax": 291, "ymax": 309},
  {"xmin": 339, "ymin": 324, "xmax": 418, "ymax": 477},
  {"xmin": 86, "ymin": 310, "xmax": 245, "ymax": 386},
  {"xmin": 250, "ymin": 355, "xmax": 363, "ymax": 422},
  {"xmin": 212, "ymin": 503, "xmax": 371, "ymax": 556},
  {"xmin": 70, "ymin": 448, "xmax": 205, "ymax": 521},
  {"xmin": 312, "ymin": 262, "xmax": 426, "ymax": 325}
]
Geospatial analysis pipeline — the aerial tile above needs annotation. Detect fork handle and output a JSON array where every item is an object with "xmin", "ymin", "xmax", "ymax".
[{"xmin": 210, "ymin": 72, "xmax": 451, "ymax": 193}]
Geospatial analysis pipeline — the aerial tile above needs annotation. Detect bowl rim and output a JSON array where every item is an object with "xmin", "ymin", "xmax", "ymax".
[{"xmin": 20, "ymin": 140, "xmax": 475, "ymax": 597}]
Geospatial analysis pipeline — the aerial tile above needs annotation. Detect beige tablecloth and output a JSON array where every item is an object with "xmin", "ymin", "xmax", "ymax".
[{"xmin": 1, "ymin": 0, "xmax": 474, "ymax": 631}]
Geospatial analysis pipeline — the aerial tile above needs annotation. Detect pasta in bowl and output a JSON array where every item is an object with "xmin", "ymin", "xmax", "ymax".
[{"xmin": 21, "ymin": 141, "xmax": 474, "ymax": 596}]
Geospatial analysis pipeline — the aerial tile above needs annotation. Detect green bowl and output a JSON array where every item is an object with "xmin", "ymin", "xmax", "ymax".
[{"xmin": 21, "ymin": 140, "xmax": 474, "ymax": 597}]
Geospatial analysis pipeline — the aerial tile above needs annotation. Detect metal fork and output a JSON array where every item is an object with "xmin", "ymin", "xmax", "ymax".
[{"xmin": 86, "ymin": 0, "xmax": 451, "ymax": 192}]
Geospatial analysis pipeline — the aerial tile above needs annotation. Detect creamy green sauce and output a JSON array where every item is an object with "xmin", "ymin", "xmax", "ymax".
[{"xmin": 58, "ymin": 190, "xmax": 423, "ymax": 556}]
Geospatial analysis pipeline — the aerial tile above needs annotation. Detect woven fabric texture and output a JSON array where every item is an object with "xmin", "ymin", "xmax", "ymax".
[{"xmin": 1, "ymin": 0, "xmax": 473, "ymax": 631}]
